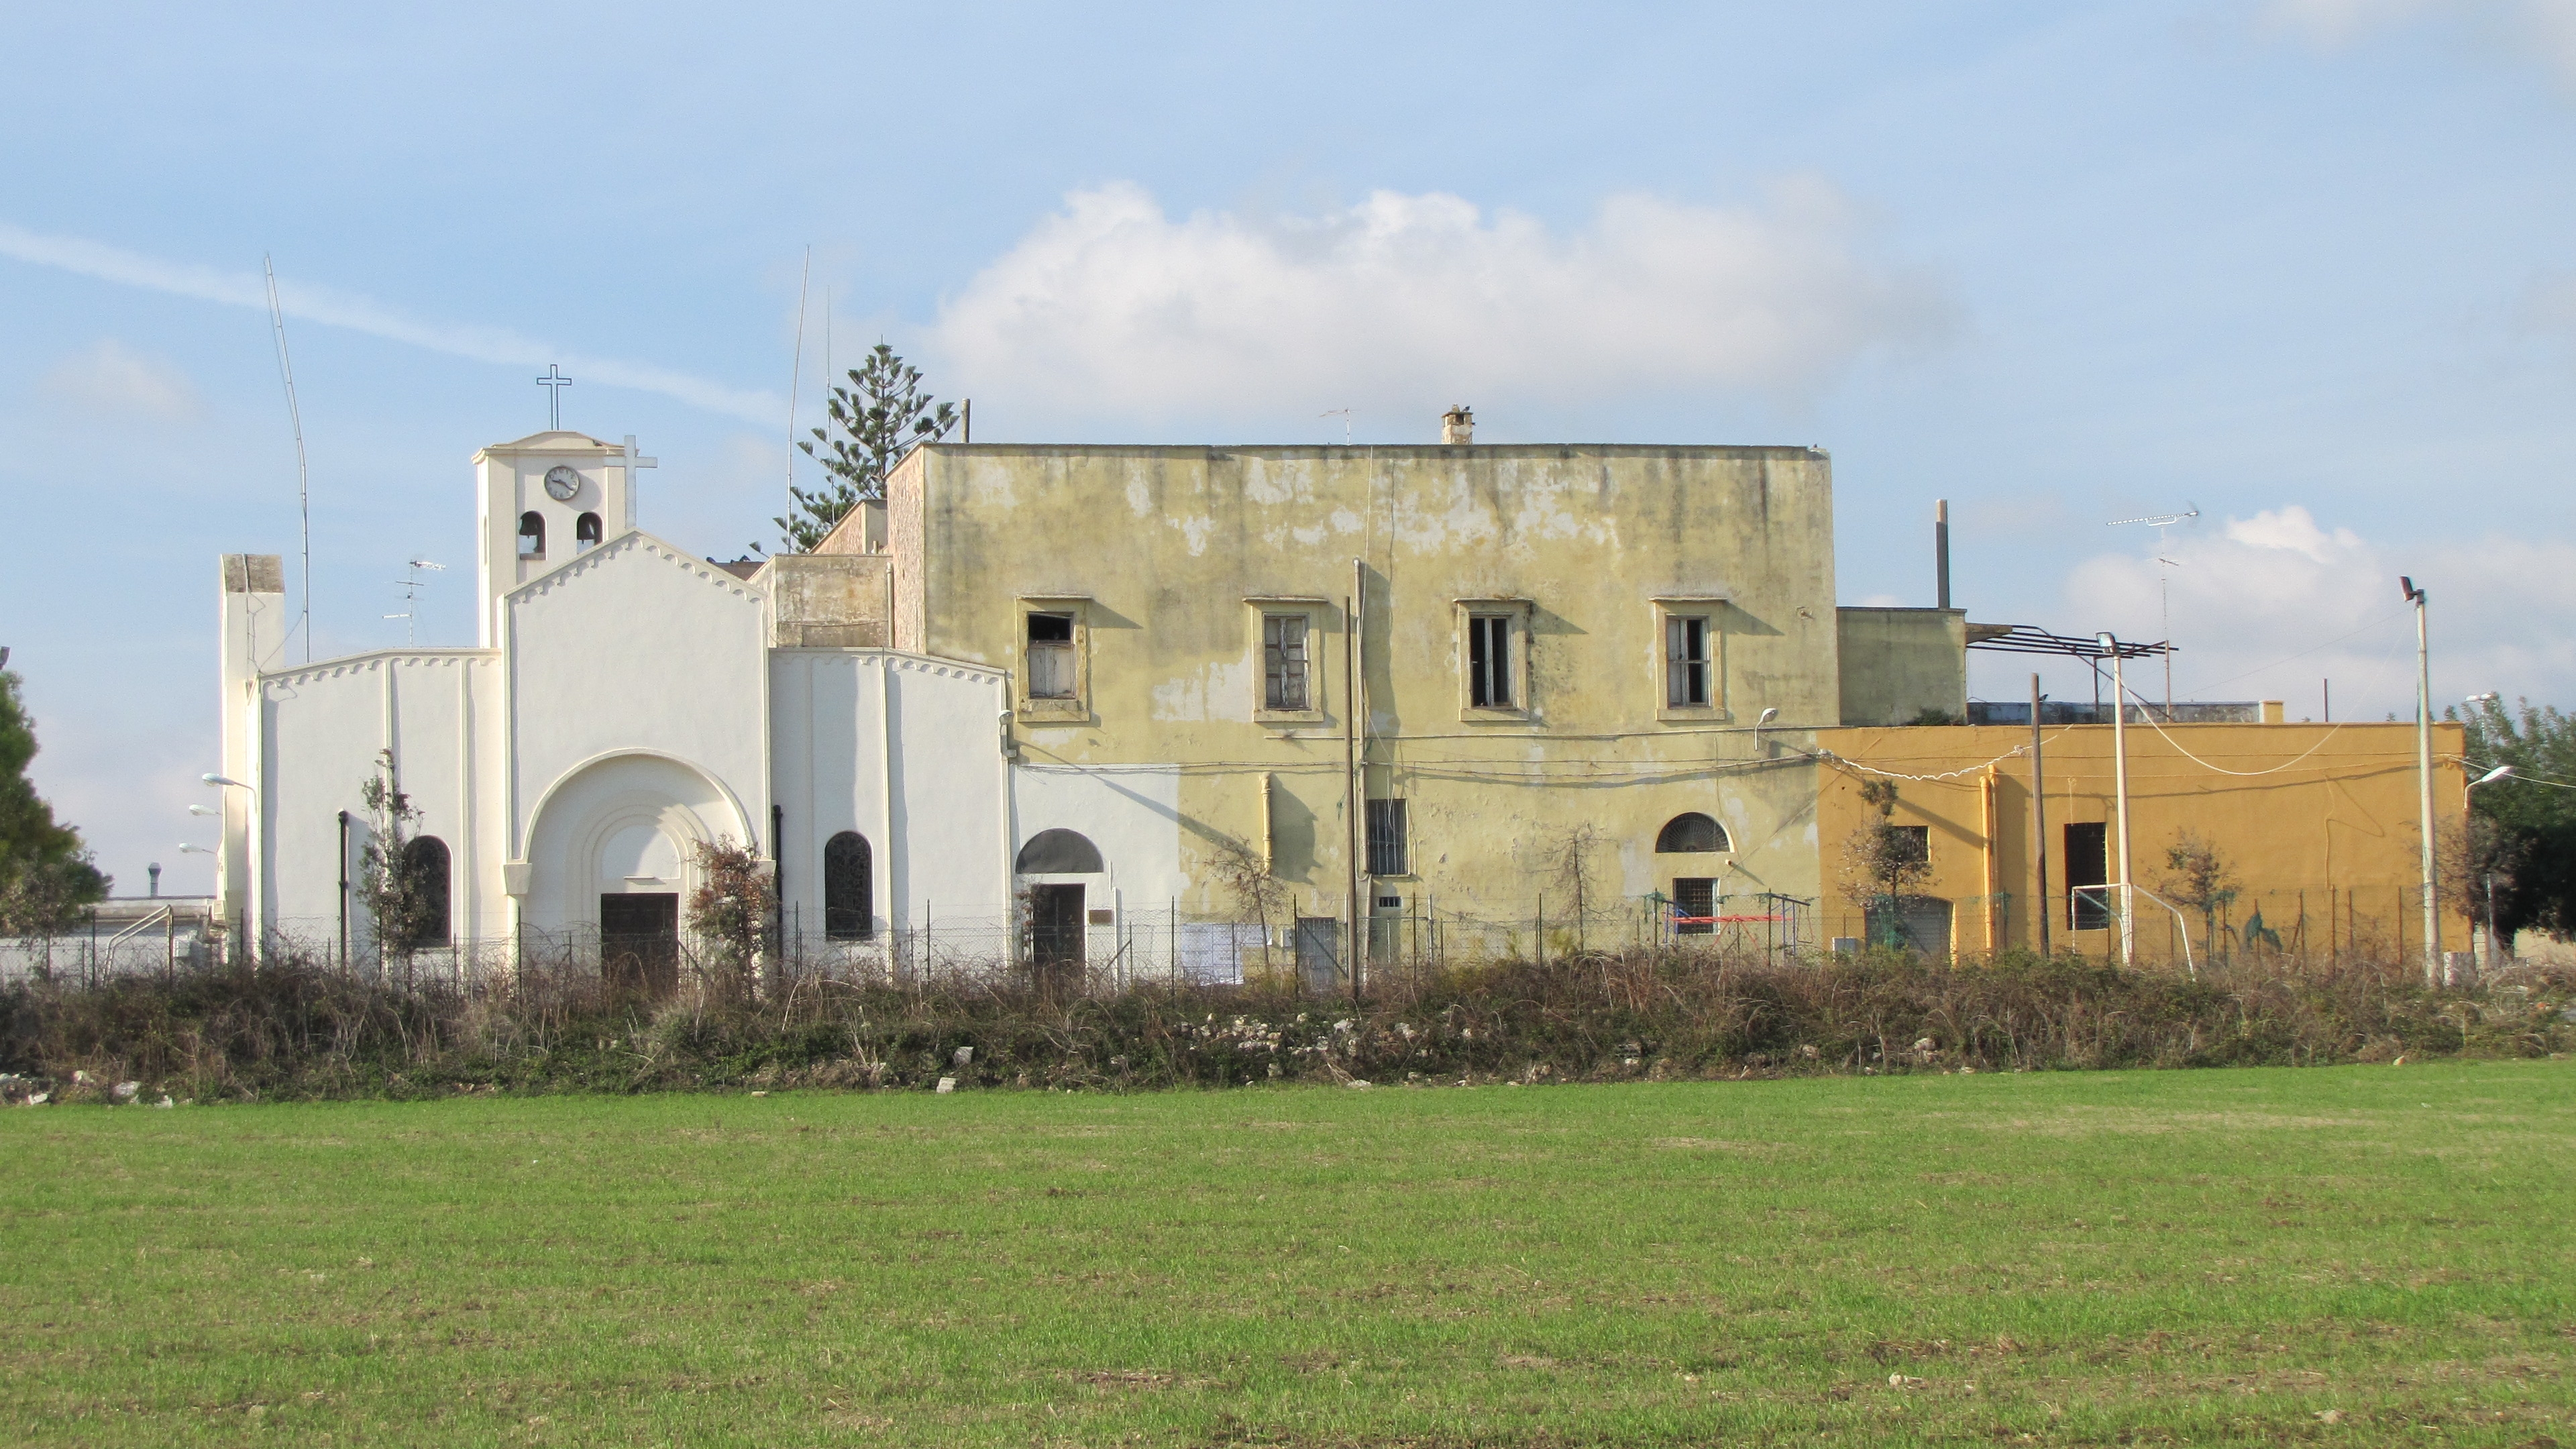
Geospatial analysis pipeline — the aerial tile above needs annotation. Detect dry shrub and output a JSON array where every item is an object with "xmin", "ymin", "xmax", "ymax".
[{"xmin": 2, "ymin": 945, "xmax": 2568, "ymax": 1102}]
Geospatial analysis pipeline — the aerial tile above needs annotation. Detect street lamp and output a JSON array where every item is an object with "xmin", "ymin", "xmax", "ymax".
[
  {"xmin": 2469, "ymin": 764, "xmax": 2514, "ymax": 791},
  {"xmin": 201, "ymin": 772, "xmax": 260, "ymax": 958},
  {"xmin": 2096, "ymin": 631, "xmax": 2134, "ymax": 967}
]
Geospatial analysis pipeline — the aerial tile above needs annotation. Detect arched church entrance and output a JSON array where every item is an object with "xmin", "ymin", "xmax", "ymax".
[{"xmin": 524, "ymin": 752, "xmax": 752, "ymax": 995}]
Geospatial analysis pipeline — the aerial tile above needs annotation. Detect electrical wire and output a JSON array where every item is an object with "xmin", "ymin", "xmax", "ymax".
[{"xmin": 2112, "ymin": 678, "xmax": 2350, "ymax": 776}]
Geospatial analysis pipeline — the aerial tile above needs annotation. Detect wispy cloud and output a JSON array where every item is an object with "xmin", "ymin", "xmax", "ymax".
[
  {"xmin": 2065, "ymin": 506, "xmax": 2576, "ymax": 715},
  {"xmin": 0, "ymin": 221, "xmax": 782, "ymax": 423},
  {"xmin": 932, "ymin": 180, "xmax": 1952, "ymax": 428},
  {"xmin": 41, "ymin": 339, "xmax": 203, "ymax": 422},
  {"xmin": 2261, "ymin": 0, "xmax": 2576, "ymax": 87}
]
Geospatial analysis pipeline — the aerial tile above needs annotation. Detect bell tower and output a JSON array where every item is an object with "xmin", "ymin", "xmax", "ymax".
[{"xmin": 470, "ymin": 431, "xmax": 656, "ymax": 645}]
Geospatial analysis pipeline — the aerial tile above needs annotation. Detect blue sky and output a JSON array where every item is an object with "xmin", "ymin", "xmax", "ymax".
[{"xmin": 5, "ymin": 1, "xmax": 2573, "ymax": 896}]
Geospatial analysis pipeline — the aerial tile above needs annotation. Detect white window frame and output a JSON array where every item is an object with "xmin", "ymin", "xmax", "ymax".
[
  {"xmin": 1454, "ymin": 598, "xmax": 1534, "ymax": 720},
  {"xmin": 1653, "ymin": 595, "xmax": 1730, "ymax": 722}
]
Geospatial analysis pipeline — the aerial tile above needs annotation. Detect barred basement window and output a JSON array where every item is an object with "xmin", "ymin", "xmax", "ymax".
[
  {"xmin": 1673, "ymin": 877, "xmax": 1717, "ymax": 936},
  {"xmin": 1365, "ymin": 798, "xmax": 1409, "ymax": 877}
]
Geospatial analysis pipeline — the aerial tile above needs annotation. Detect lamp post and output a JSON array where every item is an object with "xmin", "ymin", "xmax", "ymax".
[
  {"xmin": 2096, "ymin": 632, "xmax": 2133, "ymax": 967},
  {"xmin": 2400, "ymin": 578, "xmax": 2438, "ymax": 985},
  {"xmin": 202, "ymin": 772, "xmax": 259, "ymax": 961},
  {"xmin": 2466, "ymin": 762, "xmax": 2514, "ymax": 969}
]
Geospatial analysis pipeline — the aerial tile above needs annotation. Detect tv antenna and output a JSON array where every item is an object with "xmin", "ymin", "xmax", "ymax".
[
  {"xmin": 384, "ymin": 559, "xmax": 445, "ymax": 647},
  {"xmin": 264, "ymin": 256, "xmax": 313, "ymax": 663},
  {"xmin": 1321, "ymin": 408, "xmax": 1354, "ymax": 445},
  {"xmin": 2110, "ymin": 505, "xmax": 2198, "ymax": 717}
]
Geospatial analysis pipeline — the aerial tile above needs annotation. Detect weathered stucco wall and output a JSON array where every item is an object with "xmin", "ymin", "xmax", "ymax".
[
  {"xmin": 896, "ymin": 445, "xmax": 1839, "ymax": 933},
  {"xmin": 762, "ymin": 553, "xmax": 891, "ymax": 647},
  {"xmin": 1813, "ymin": 721, "xmax": 2469, "ymax": 962},
  {"xmin": 1835, "ymin": 607, "xmax": 1966, "ymax": 726}
]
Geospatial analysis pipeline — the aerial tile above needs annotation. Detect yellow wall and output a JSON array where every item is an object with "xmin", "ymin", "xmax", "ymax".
[
  {"xmin": 871, "ymin": 443, "xmax": 1850, "ymax": 934},
  {"xmin": 1813, "ymin": 720, "xmax": 2471, "ymax": 962}
]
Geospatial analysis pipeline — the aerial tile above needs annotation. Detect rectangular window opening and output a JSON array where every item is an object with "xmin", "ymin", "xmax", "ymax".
[
  {"xmin": 1263, "ymin": 613, "xmax": 1310, "ymax": 711},
  {"xmin": 1026, "ymin": 612, "xmax": 1076, "ymax": 699},
  {"xmin": 1365, "ymin": 798, "xmax": 1409, "ymax": 877},
  {"xmin": 1467, "ymin": 614, "xmax": 1512, "ymax": 708},
  {"xmin": 2063, "ymin": 821, "xmax": 2108, "ymax": 930},
  {"xmin": 1666, "ymin": 615, "xmax": 1711, "ymax": 706},
  {"xmin": 1674, "ymin": 877, "xmax": 1718, "ymax": 936}
]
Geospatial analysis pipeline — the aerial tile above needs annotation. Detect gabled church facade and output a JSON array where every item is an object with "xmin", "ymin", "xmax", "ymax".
[{"xmin": 213, "ymin": 431, "xmax": 1028, "ymax": 963}]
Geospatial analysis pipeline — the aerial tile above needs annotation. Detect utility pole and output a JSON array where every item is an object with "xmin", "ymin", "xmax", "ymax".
[
  {"xmin": 2030, "ymin": 672, "xmax": 2050, "ymax": 958},
  {"xmin": 2404, "ymin": 576, "xmax": 2440, "ymax": 985},
  {"xmin": 2098, "ymin": 633, "xmax": 2134, "ymax": 967}
]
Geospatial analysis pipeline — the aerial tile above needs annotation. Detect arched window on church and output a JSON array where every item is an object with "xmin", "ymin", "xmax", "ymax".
[
  {"xmin": 824, "ymin": 831, "xmax": 873, "ymax": 940},
  {"xmin": 517, "ymin": 511, "xmax": 545, "ymax": 559},
  {"xmin": 576, "ymin": 512, "xmax": 602, "ymax": 551},
  {"xmin": 399, "ymin": 836, "xmax": 451, "ymax": 947}
]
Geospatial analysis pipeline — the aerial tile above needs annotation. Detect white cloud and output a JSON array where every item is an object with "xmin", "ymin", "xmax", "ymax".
[
  {"xmin": 2061, "ymin": 506, "xmax": 2576, "ymax": 716},
  {"xmin": 2261, "ymin": 0, "xmax": 2576, "ymax": 85},
  {"xmin": 0, "ymin": 221, "xmax": 780, "ymax": 423},
  {"xmin": 930, "ymin": 180, "xmax": 1951, "ymax": 426},
  {"xmin": 40, "ymin": 339, "xmax": 201, "ymax": 421}
]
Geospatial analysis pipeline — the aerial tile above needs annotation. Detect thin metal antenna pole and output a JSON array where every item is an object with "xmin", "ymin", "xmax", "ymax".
[
  {"xmin": 786, "ymin": 247, "xmax": 810, "ymax": 545},
  {"xmin": 264, "ymin": 256, "xmax": 312, "ymax": 663}
]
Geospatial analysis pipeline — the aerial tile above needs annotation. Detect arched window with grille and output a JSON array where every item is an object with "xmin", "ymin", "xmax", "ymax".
[
  {"xmin": 576, "ymin": 512, "xmax": 602, "ymax": 550},
  {"xmin": 517, "ymin": 511, "xmax": 545, "ymax": 559},
  {"xmin": 1654, "ymin": 812, "xmax": 1729, "ymax": 853},
  {"xmin": 824, "ymin": 830, "xmax": 873, "ymax": 940},
  {"xmin": 399, "ymin": 836, "xmax": 451, "ymax": 947}
]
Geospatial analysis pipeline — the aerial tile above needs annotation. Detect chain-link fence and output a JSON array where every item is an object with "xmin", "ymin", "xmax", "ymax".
[{"xmin": 7, "ymin": 892, "xmax": 1823, "ymax": 1000}]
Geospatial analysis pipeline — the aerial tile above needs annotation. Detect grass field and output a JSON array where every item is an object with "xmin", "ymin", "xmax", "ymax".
[{"xmin": 5, "ymin": 1064, "xmax": 2573, "ymax": 1447}]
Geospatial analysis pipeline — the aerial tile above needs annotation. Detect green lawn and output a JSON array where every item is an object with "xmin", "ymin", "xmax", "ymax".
[{"xmin": 4, "ymin": 1064, "xmax": 2573, "ymax": 1447}]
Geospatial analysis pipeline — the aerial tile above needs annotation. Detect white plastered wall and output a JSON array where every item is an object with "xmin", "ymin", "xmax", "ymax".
[
  {"xmin": 256, "ymin": 651, "xmax": 506, "ymax": 951},
  {"xmin": 1010, "ymin": 760, "xmax": 1187, "ymax": 961},
  {"xmin": 769, "ymin": 651, "xmax": 1012, "ymax": 944},
  {"xmin": 505, "ymin": 531, "xmax": 769, "ymax": 934}
]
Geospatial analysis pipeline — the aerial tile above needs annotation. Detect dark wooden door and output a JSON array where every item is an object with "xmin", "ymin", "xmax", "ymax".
[
  {"xmin": 1028, "ymin": 883, "xmax": 1085, "ymax": 994},
  {"xmin": 600, "ymin": 892, "xmax": 679, "ymax": 996}
]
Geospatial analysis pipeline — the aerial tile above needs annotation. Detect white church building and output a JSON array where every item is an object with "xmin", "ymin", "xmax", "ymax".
[{"xmin": 210, "ymin": 429, "xmax": 1175, "ymax": 971}]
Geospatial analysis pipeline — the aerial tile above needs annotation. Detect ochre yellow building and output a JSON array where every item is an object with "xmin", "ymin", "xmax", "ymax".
[{"xmin": 1811, "ymin": 720, "xmax": 2471, "ymax": 964}]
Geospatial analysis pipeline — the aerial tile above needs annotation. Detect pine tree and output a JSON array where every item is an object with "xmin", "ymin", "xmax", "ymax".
[
  {"xmin": 0, "ymin": 663, "xmax": 109, "ymax": 933},
  {"xmin": 774, "ymin": 343, "xmax": 959, "ymax": 553}
]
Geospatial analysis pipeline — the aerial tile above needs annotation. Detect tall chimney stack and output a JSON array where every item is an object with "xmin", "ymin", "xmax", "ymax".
[
  {"xmin": 1441, "ymin": 405, "xmax": 1474, "ymax": 445},
  {"xmin": 1935, "ymin": 498, "xmax": 1951, "ymax": 610}
]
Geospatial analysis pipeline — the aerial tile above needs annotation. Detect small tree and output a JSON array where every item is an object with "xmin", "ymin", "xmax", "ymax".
[
  {"xmin": 2436, "ymin": 813, "xmax": 2526, "ymax": 953},
  {"xmin": 1841, "ymin": 778, "xmax": 1933, "ymax": 947},
  {"xmin": 355, "ymin": 751, "xmax": 433, "ymax": 970},
  {"xmin": 1209, "ymin": 839, "xmax": 1289, "ymax": 979},
  {"xmin": 0, "ymin": 663, "xmax": 109, "ymax": 935},
  {"xmin": 686, "ymin": 837, "xmax": 775, "ymax": 998},
  {"xmin": 776, "ymin": 343, "xmax": 959, "ymax": 552},
  {"xmin": 1546, "ymin": 823, "xmax": 1603, "ymax": 955},
  {"xmin": 2157, "ymin": 830, "xmax": 2239, "ymax": 961}
]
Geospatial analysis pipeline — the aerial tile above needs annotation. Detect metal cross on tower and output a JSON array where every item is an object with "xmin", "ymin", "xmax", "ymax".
[{"xmin": 536, "ymin": 364, "xmax": 573, "ymax": 429}]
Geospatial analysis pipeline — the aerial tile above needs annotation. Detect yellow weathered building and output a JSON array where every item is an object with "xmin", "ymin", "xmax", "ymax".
[
  {"xmin": 796, "ymin": 435, "xmax": 2458, "ymax": 976},
  {"xmin": 1811, "ymin": 720, "xmax": 2471, "ymax": 965}
]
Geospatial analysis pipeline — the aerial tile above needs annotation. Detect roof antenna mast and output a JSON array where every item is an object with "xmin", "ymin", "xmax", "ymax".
[
  {"xmin": 264, "ymin": 255, "xmax": 313, "ymax": 663},
  {"xmin": 2108, "ymin": 504, "xmax": 2199, "ymax": 719}
]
